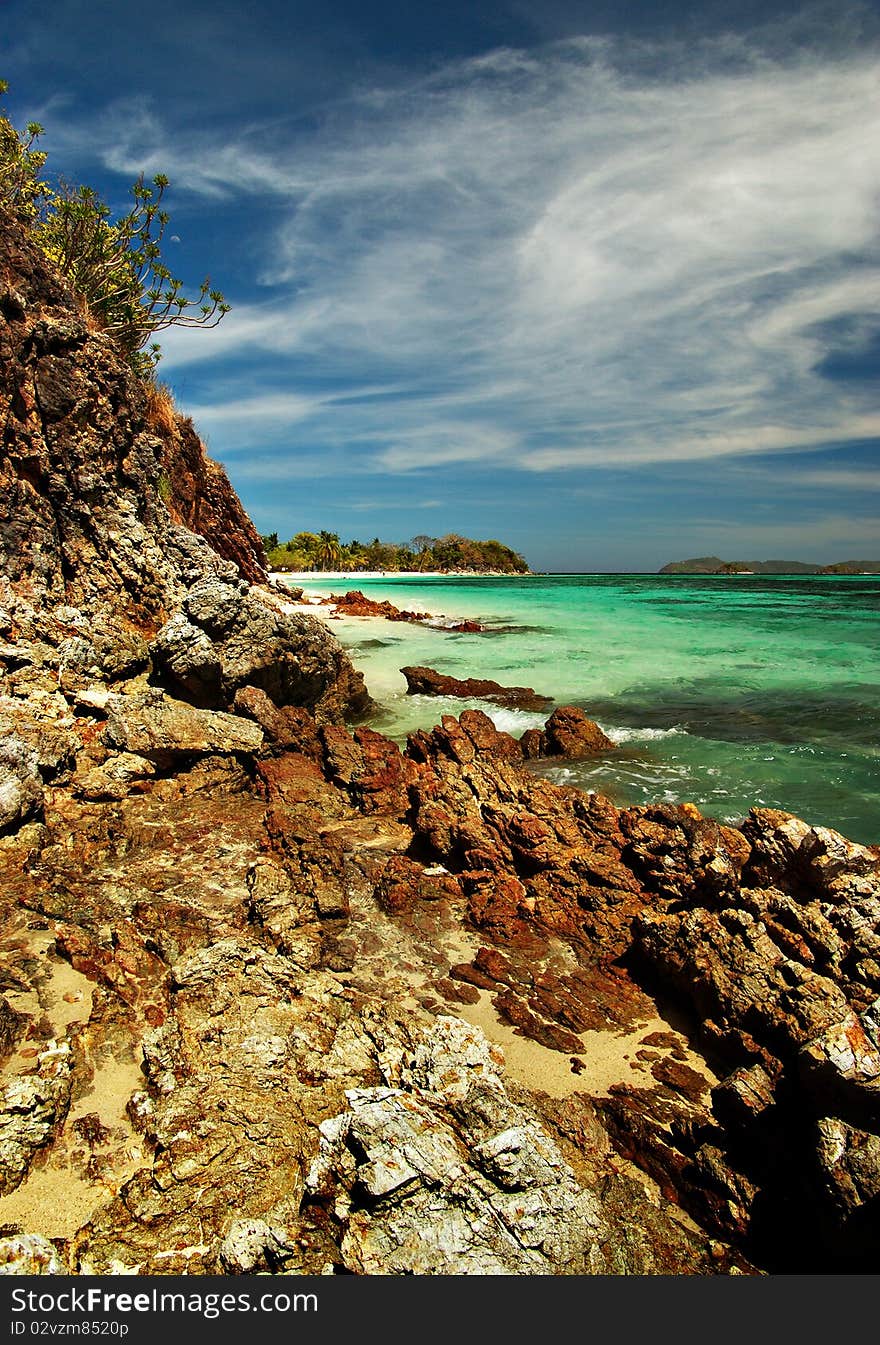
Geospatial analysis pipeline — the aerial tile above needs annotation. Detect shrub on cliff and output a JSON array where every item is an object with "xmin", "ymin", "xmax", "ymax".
[
  {"xmin": 0, "ymin": 82, "xmax": 229, "ymax": 377},
  {"xmin": 0, "ymin": 81, "xmax": 48, "ymax": 220}
]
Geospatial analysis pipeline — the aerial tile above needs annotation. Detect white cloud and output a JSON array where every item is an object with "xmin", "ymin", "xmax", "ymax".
[{"xmin": 79, "ymin": 30, "xmax": 880, "ymax": 477}]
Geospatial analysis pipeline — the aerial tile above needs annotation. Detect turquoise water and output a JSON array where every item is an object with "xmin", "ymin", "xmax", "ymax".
[{"xmin": 291, "ymin": 574, "xmax": 880, "ymax": 845}]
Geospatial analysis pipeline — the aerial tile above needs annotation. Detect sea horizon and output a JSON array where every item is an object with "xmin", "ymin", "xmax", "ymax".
[{"xmin": 283, "ymin": 570, "xmax": 880, "ymax": 846}]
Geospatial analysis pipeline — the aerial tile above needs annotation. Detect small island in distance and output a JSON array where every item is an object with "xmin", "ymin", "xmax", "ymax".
[
  {"xmin": 262, "ymin": 529, "xmax": 530, "ymax": 574},
  {"xmin": 660, "ymin": 556, "xmax": 880, "ymax": 575}
]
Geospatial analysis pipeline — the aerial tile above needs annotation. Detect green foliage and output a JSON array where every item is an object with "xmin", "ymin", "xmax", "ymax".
[
  {"xmin": 266, "ymin": 529, "xmax": 529, "ymax": 574},
  {"xmin": 0, "ymin": 80, "xmax": 229, "ymax": 377},
  {"xmin": 0, "ymin": 81, "xmax": 48, "ymax": 219}
]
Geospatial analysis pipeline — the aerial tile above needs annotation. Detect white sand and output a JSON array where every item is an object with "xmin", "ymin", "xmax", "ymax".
[{"xmin": 270, "ymin": 570, "xmax": 447, "ymax": 580}]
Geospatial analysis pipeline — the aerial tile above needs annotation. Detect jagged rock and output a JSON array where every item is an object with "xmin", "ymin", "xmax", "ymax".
[
  {"xmin": 245, "ymin": 857, "xmax": 321, "ymax": 966},
  {"xmin": 305, "ymin": 1018, "xmax": 609, "ymax": 1274},
  {"xmin": 0, "ymin": 995, "xmax": 26, "ymax": 1063},
  {"xmin": 374, "ymin": 855, "xmax": 463, "ymax": 914},
  {"xmin": 101, "ymin": 690, "xmax": 264, "ymax": 765},
  {"xmin": 152, "ymin": 581, "xmax": 373, "ymax": 721},
  {"xmin": 815, "ymin": 1116, "xmax": 880, "ymax": 1222},
  {"xmin": 218, "ymin": 1217, "xmax": 294, "ymax": 1274},
  {"xmin": 0, "ymin": 733, "xmax": 44, "ymax": 833},
  {"xmin": 160, "ymin": 416, "xmax": 267, "ymax": 586},
  {"xmin": 71, "ymin": 751, "xmax": 156, "ymax": 801},
  {"xmin": 0, "ymin": 1041, "xmax": 72, "ymax": 1195},
  {"xmin": 0, "ymin": 206, "xmax": 373, "ymax": 729},
  {"xmin": 232, "ymin": 686, "xmax": 324, "ymax": 759},
  {"xmin": 621, "ymin": 803, "xmax": 749, "ymax": 903},
  {"xmin": 401, "ymin": 664, "xmax": 552, "ymax": 712},
  {"xmin": 0, "ymin": 1234, "xmax": 67, "ymax": 1275},
  {"xmin": 711, "ymin": 1065, "xmax": 776, "ymax": 1131}
]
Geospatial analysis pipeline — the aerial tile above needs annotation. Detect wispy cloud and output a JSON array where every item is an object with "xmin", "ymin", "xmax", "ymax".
[{"xmin": 59, "ymin": 26, "xmax": 880, "ymax": 484}]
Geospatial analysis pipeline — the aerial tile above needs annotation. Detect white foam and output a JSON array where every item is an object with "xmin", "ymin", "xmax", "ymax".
[{"xmin": 606, "ymin": 724, "xmax": 686, "ymax": 744}]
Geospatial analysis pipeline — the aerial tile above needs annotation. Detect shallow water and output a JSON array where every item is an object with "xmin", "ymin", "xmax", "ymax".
[{"xmin": 291, "ymin": 573, "xmax": 880, "ymax": 844}]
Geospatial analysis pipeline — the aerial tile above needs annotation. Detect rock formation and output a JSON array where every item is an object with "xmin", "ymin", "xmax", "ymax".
[
  {"xmin": 1, "ymin": 202, "xmax": 879, "ymax": 1277},
  {"xmin": 402, "ymin": 664, "xmax": 553, "ymax": 712}
]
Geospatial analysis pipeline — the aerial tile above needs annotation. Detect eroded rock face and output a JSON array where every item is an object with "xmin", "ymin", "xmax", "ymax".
[
  {"xmin": 306, "ymin": 1018, "xmax": 609, "ymax": 1274},
  {"xmin": 0, "ymin": 735, "xmax": 44, "ymax": 834},
  {"xmin": 151, "ymin": 579, "xmax": 372, "ymax": 720},
  {"xmin": 0, "ymin": 205, "xmax": 371, "ymax": 724}
]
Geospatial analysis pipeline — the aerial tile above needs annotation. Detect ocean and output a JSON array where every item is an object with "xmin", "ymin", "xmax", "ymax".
[{"xmin": 288, "ymin": 572, "xmax": 880, "ymax": 846}]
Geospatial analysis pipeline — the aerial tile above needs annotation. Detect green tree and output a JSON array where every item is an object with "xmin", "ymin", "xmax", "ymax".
[
  {"xmin": 1, "ymin": 81, "xmax": 229, "ymax": 378},
  {"xmin": 37, "ymin": 176, "xmax": 229, "ymax": 376},
  {"xmin": 316, "ymin": 530, "xmax": 342, "ymax": 570},
  {"xmin": 0, "ymin": 81, "xmax": 48, "ymax": 219}
]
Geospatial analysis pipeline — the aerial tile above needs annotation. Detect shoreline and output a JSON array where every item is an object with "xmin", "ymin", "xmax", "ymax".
[{"xmin": 269, "ymin": 569, "xmax": 537, "ymax": 581}]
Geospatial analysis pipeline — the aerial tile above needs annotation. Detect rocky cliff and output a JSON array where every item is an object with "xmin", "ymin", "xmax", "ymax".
[
  {"xmin": 1, "ymin": 205, "xmax": 879, "ymax": 1277},
  {"xmin": 0, "ymin": 205, "xmax": 370, "ymax": 723}
]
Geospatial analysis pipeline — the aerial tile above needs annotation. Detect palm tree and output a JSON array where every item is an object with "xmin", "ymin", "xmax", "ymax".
[{"xmin": 316, "ymin": 530, "xmax": 341, "ymax": 570}]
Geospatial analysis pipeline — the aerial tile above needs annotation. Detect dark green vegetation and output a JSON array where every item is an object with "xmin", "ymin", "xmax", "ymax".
[
  {"xmin": 262, "ymin": 529, "xmax": 529, "ymax": 573},
  {"xmin": 0, "ymin": 80, "xmax": 229, "ymax": 376},
  {"xmin": 660, "ymin": 555, "xmax": 880, "ymax": 574}
]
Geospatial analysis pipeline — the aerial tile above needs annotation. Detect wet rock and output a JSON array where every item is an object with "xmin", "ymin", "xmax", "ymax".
[
  {"xmin": 401, "ymin": 664, "xmax": 552, "ymax": 712},
  {"xmin": 538, "ymin": 706, "xmax": 615, "ymax": 756},
  {"xmin": 326, "ymin": 591, "xmax": 430, "ymax": 622}
]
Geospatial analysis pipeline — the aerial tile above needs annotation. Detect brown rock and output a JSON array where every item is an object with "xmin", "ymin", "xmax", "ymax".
[
  {"xmin": 401, "ymin": 665, "xmax": 552, "ymax": 712},
  {"xmin": 541, "ymin": 706, "xmax": 614, "ymax": 756}
]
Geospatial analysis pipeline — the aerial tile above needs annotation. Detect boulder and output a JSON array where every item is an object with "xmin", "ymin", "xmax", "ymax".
[
  {"xmin": 152, "ymin": 580, "xmax": 373, "ymax": 721},
  {"xmin": 101, "ymin": 690, "xmax": 264, "ymax": 765}
]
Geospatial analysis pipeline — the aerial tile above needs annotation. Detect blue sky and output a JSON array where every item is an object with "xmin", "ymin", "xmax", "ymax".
[{"xmin": 4, "ymin": 0, "xmax": 880, "ymax": 570}]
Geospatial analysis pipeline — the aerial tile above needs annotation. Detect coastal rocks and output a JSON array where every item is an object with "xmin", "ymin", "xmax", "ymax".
[
  {"xmin": 401, "ymin": 664, "xmax": 552, "ymax": 712},
  {"xmin": 150, "ymin": 579, "xmax": 373, "ymax": 722},
  {"xmin": 520, "ymin": 706, "xmax": 615, "ymax": 758},
  {"xmin": 620, "ymin": 803, "xmax": 750, "ymax": 904},
  {"xmin": 0, "ymin": 734, "xmax": 44, "ymax": 833},
  {"xmin": 158, "ymin": 415, "xmax": 267, "ymax": 586},
  {"xmin": 101, "ymin": 689, "xmax": 264, "ymax": 766},
  {"xmin": 325, "ymin": 590, "xmax": 431, "ymax": 622},
  {"xmin": 0, "ymin": 207, "xmax": 369, "ymax": 732},
  {"xmin": 304, "ymin": 1017, "xmax": 609, "ymax": 1275},
  {"xmin": 0, "ymin": 1040, "xmax": 72, "ymax": 1195},
  {"xmin": 231, "ymin": 687, "xmax": 324, "ymax": 759}
]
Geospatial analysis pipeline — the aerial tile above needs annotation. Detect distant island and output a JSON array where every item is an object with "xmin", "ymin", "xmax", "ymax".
[
  {"xmin": 660, "ymin": 556, "xmax": 880, "ymax": 575},
  {"xmin": 262, "ymin": 529, "xmax": 530, "ymax": 574}
]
